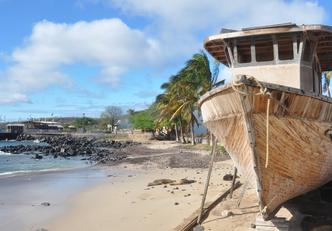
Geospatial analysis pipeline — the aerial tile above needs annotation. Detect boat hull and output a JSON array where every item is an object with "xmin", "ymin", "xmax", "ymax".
[{"xmin": 199, "ymin": 80, "xmax": 332, "ymax": 218}]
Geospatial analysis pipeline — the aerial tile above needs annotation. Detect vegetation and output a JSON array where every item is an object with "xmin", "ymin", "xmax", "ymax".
[
  {"xmin": 73, "ymin": 117, "xmax": 97, "ymax": 130},
  {"xmin": 129, "ymin": 107, "xmax": 155, "ymax": 131},
  {"xmin": 154, "ymin": 51, "xmax": 222, "ymax": 145},
  {"xmin": 99, "ymin": 106, "xmax": 123, "ymax": 131}
]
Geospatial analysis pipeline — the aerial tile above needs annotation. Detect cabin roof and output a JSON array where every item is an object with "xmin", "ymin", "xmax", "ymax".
[
  {"xmin": 205, "ymin": 24, "xmax": 332, "ymax": 71},
  {"xmin": 6, "ymin": 124, "xmax": 25, "ymax": 127}
]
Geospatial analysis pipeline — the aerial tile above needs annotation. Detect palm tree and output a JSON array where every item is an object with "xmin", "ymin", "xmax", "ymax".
[
  {"xmin": 171, "ymin": 51, "xmax": 220, "ymax": 145},
  {"xmin": 155, "ymin": 51, "xmax": 222, "ymax": 145},
  {"xmin": 155, "ymin": 78, "xmax": 187, "ymax": 143}
]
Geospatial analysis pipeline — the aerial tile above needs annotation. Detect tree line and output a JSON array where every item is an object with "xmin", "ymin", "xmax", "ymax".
[
  {"xmin": 127, "ymin": 51, "xmax": 222, "ymax": 145},
  {"xmin": 74, "ymin": 51, "xmax": 222, "ymax": 145},
  {"xmin": 153, "ymin": 51, "xmax": 221, "ymax": 145}
]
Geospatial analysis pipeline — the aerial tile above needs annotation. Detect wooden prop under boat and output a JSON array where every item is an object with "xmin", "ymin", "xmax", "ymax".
[{"xmin": 199, "ymin": 23, "xmax": 332, "ymax": 219}]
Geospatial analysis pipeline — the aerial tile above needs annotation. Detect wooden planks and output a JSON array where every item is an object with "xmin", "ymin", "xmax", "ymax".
[{"xmin": 200, "ymin": 81, "xmax": 332, "ymax": 219}]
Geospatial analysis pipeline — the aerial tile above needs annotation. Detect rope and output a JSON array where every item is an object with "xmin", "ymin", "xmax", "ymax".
[
  {"xmin": 231, "ymin": 76, "xmax": 271, "ymax": 97},
  {"xmin": 231, "ymin": 75, "xmax": 288, "ymax": 112},
  {"xmin": 265, "ymin": 98, "xmax": 271, "ymax": 168}
]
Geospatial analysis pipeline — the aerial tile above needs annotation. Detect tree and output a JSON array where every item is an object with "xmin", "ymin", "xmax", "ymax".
[
  {"xmin": 129, "ymin": 107, "xmax": 155, "ymax": 131},
  {"xmin": 154, "ymin": 51, "xmax": 222, "ymax": 145},
  {"xmin": 100, "ymin": 106, "xmax": 123, "ymax": 132},
  {"xmin": 155, "ymin": 82, "xmax": 185, "ymax": 142},
  {"xmin": 73, "ymin": 117, "xmax": 97, "ymax": 130},
  {"xmin": 127, "ymin": 109, "xmax": 135, "ymax": 116}
]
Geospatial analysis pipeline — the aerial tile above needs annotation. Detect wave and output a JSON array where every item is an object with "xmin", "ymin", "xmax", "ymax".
[
  {"xmin": 0, "ymin": 168, "xmax": 62, "ymax": 177},
  {"xmin": 0, "ymin": 151, "xmax": 12, "ymax": 155}
]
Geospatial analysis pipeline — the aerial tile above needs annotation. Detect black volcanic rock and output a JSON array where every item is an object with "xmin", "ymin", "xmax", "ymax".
[{"xmin": 0, "ymin": 135, "xmax": 139, "ymax": 164}]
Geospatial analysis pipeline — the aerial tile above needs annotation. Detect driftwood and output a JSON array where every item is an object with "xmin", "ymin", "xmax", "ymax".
[
  {"xmin": 147, "ymin": 179, "xmax": 196, "ymax": 187},
  {"xmin": 170, "ymin": 179, "xmax": 196, "ymax": 186},
  {"xmin": 147, "ymin": 179, "xmax": 175, "ymax": 186}
]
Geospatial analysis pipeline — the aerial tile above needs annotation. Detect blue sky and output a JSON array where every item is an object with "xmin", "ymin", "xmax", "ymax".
[{"xmin": 0, "ymin": 0, "xmax": 330, "ymax": 121}]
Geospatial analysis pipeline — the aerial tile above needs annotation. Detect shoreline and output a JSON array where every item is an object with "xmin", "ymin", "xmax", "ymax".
[
  {"xmin": 0, "ymin": 164, "xmax": 92, "ymax": 178},
  {"xmin": 43, "ymin": 159, "xmax": 238, "ymax": 231},
  {"xmin": 0, "ymin": 140, "xmax": 243, "ymax": 231},
  {"xmin": 0, "ymin": 164, "xmax": 135, "ymax": 231}
]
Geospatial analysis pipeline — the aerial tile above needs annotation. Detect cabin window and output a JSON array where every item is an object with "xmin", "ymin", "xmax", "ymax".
[
  {"xmin": 277, "ymin": 34, "xmax": 294, "ymax": 60},
  {"xmin": 237, "ymin": 40, "xmax": 251, "ymax": 63},
  {"xmin": 255, "ymin": 36, "xmax": 274, "ymax": 62},
  {"xmin": 303, "ymin": 40, "xmax": 312, "ymax": 62}
]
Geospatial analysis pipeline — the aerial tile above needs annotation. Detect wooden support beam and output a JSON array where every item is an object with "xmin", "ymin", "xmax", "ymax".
[
  {"xmin": 197, "ymin": 136, "xmax": 217, "ymax": 224},
  {"xmin": 230, "ymin": 167, "xmax": 238, "ymax": 199},
  {"xmin": 174, "ymin": 182, "xmax": 242, "ymax": 231}
]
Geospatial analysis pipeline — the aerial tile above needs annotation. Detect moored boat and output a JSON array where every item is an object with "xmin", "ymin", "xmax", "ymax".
[{"xmin": 199, "ymin": 23, "xmax": 332, "ymax": 219}]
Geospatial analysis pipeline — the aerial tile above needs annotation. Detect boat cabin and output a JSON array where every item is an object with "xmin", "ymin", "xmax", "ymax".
[
  {"xmin": 6, "ymin": 124, "xmax": 24, "ymax": 134},
  {"xmin": 205, "ymin": 23, "xmax": 332, "ymax": 94}
]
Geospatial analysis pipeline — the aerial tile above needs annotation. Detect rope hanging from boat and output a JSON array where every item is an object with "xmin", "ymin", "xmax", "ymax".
[
  {"xmin": 265, "ymin": 98, "xmax": 270, "ymax": 168},
  {"xmin": 232, "ymin": 75, "xmax": 271, "ymax": 168}
]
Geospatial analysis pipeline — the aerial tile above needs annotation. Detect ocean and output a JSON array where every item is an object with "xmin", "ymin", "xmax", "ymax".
[{"xmin": 0, "ymin": 140, "xmax": 89, "ymax": 176}]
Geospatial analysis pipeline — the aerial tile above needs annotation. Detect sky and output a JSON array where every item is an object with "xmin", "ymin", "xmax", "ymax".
[{"xmin": 0, "ymin": 0, "xmax": 330, "ymax": 121}]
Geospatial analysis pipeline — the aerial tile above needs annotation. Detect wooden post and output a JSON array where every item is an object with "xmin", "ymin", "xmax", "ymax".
[
  {"xmin": 197, "ymin": 135, "xmax": 217, "ymax": 224},
  {"xmin": 174, "ymin": 182, "xmax": 241, "ymax": 231},
  {"xmin": 237, "ymin": 180, "xmax": 249, "ymax": 207},
  {"xmin": 230, "ymin": 167, "xmax": 238, "ymax": 199}
]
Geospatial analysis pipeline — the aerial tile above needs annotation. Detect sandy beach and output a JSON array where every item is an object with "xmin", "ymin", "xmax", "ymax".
[
  {"xmin": 0, "ymin": 140, "xmax": 256, "ymax": 231},
  {"xmin": 45, "ymin": 161, "xmax": 237, "ymax": 231}
]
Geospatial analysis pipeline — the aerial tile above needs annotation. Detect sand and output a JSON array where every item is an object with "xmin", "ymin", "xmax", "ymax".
[
  {"xmin": 1, "ymin": 141, "xmax": 261, "ymax": 231},
  {"xmin": 44, "ymin": 160, "xmax": 237, "ymax": 231}
]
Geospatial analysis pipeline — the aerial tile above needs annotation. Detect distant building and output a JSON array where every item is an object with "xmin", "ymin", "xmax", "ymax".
[
  {"xmin": 23, "ymin": 121, "xmax": 63, "ymax": 131},
  {"xmin": 68, "ymin": 125, "xmax": 77, "ymax": 132},
  {"xmin": 6, "ymin": 124, "xmax": 25, "ymax": 134}
]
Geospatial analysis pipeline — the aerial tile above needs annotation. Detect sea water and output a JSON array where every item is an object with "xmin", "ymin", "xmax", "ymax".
[{"xmin": 0, "ymin": 140, "xmax": 89, "ymax": 176}]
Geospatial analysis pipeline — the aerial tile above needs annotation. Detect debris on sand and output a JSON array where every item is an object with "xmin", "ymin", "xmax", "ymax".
[
  {"xmin": 41, "ymin": 202, "xmax": 51, "ymax": 207},
  {"xmin": 147, "ymin": 179, "xmax": 176, "ymax": 186},
  {"xmin": 220, "ymin": 210, "xmax": 233, "ymax": 218},
  {"xmin": 148, "ymin": 178, "xmax": 196, "ymax": 187},
  {"xmin": 170, "ymin": 178, "xmax": 196, "ymax": 185},
  {"xmin": 223, "ymin": 174, "xmax": 235, "ymax": 181}
]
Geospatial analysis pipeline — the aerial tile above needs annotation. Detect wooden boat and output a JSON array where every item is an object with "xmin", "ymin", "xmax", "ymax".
[{"xmin": 199, "ymin": 23, "xmax": 332, "ymax": 219}]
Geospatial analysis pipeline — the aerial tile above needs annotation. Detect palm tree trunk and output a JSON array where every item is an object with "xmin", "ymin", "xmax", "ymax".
[
  {"xmin": 190, "ymin": 119, "xmax": 195, "ymax": 145},
  {"xmin": 179, "ymin": 118, "xmax": 186, "ymax": 143},
  {"xmin": 174, "ymin": 123, "xmax": 179, "ymax": 142},
  {"xmin": 209, "ymin": 131, "xmax": 213, "ymax": 146}
]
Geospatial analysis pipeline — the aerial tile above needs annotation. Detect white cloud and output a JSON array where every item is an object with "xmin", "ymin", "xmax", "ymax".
[
  {"xmin": 0, "ymin": 93, "xmax": 29, "ymax": 104},
  {"xmin": 105, "ymin": 0, "xmax": 326, "ymax": 83},
  {"xmin": 108, "ymin": 0, "xmax": 325, "ymax": 31},
  {"xmin": 0, "ymin": 1, "xmax": 326, "ymax": 104},
  {"xmin": 0, "ymin": 18, "xmax": 161, "ymax": 103}
]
